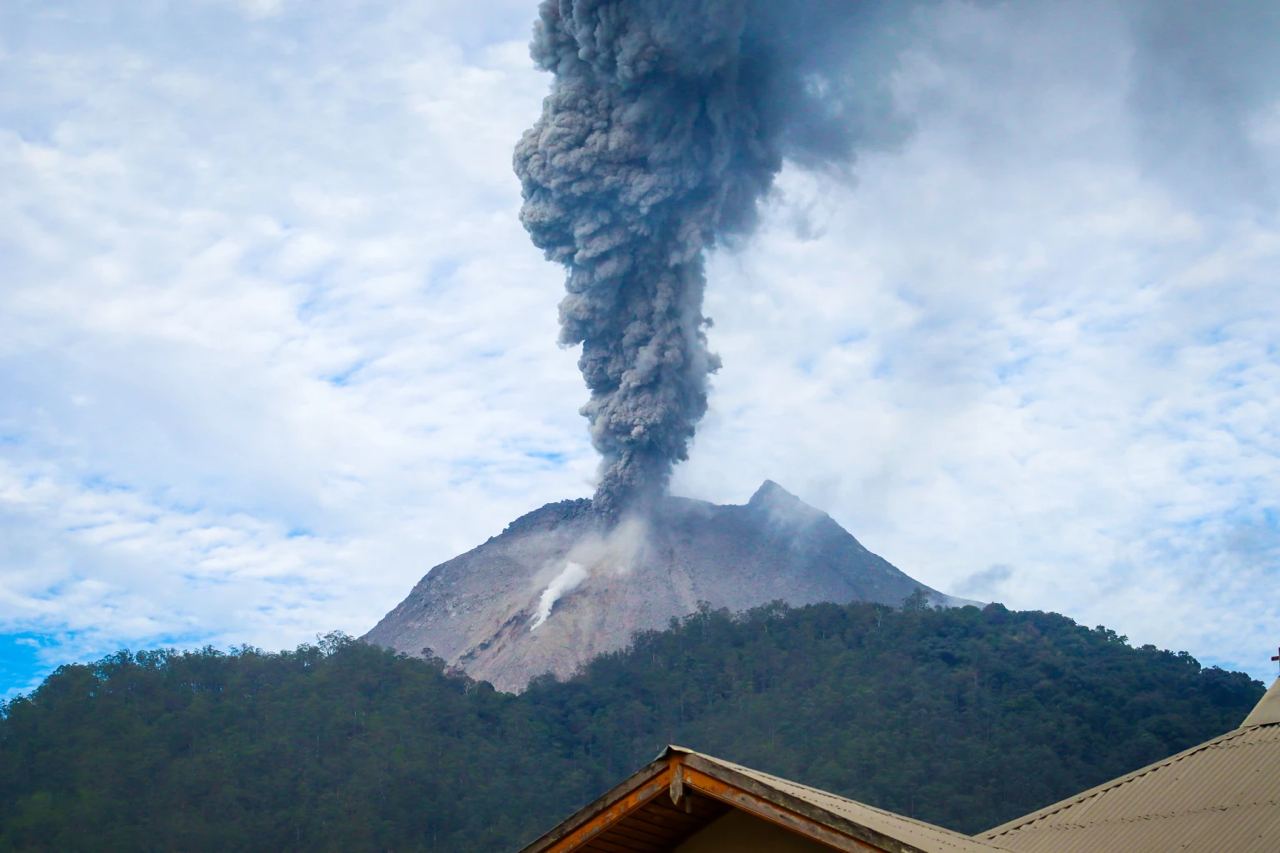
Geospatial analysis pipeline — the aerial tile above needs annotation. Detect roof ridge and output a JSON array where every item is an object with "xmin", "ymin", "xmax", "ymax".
[
  {"xmin": 1024, "ymin": 796, "xmax": 1280, "ymax": 831},
  {"xmin": 1241, "ymin": 677, "xmax": 1280, "ymax": 727},
  {"xmin": 982, "ymin": 724, "xmax": 1254, "ymax": 839}
]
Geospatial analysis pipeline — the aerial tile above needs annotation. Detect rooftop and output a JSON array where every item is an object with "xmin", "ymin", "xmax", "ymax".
[
  {"xmin": 521, "ymin": 745, "xmax": 1005, "ymax": 852},
  {"xmin": 522, "ymin": 678, "xmax": 1280, "ymax": 852},
  {"xmin": 981, "ymin": 678, "xmax": 1280, "ymax": 853}
]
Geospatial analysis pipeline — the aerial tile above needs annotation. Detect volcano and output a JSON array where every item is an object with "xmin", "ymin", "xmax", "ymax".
[{"xmin": 364, "ymin": 481, "xmax": 972, "ymax": 692}]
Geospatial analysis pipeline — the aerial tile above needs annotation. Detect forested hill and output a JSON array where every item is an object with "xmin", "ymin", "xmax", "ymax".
[{"xmin": 0, "ymin": 601, "xmax": 1262, "ymax": 852}]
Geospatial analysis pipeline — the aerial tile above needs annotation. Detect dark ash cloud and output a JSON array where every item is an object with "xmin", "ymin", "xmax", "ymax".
[{"xmin": 513, "ymin": 0, "xmax": 916, "ymax": 515}]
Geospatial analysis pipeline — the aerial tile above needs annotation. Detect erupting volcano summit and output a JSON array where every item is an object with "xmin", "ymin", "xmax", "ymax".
[{"xmin": 365, "ymin": 482, "xmax": 972, "ymax": 692}]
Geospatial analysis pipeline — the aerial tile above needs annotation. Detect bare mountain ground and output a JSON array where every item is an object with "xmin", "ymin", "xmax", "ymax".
[{"xmin": 364, "ymin": 481, "xmax": 972, "ymax": 692}]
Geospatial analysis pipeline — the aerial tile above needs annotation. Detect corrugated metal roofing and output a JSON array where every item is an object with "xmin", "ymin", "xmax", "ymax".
[
  {"xmin": 981, "ymin": 681, "xmax": 1280, "ymax": 853},
  {"xmin": 670, "ymin": 747, "xmax": 1008, "ymax": 852},
  {"xmin": 1242, "ymin": 677, "xmax": 1280, "ymax": 727}
]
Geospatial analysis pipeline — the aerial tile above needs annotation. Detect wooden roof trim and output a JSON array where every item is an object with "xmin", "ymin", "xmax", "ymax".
[
  {"xmin": 542, "ymin": 770, "xmax": 673, "ymax": 853},
  {"xmin": 520, "ymin": 756, "xmax": 674, "ymax": 853},
  {"xmin": 522, "ymin": 745, "xmax": 974, "ymax": 853}
]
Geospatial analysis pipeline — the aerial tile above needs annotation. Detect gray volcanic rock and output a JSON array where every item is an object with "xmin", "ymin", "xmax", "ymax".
[{"xmin": 364, "ymin": 481, "xmax": 970, "ymax": 692}]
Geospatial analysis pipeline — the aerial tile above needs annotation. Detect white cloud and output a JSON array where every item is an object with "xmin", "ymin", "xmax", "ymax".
[
  {"xmin": 0, "ymin": 0, "xmax": 1276, "ymax": 688},
  {"xmin": 235, "ymin": 0, "xmax": 286, "ymax": 19},
  {"xmin": 0, "ymin": 1, "xmax": 595, "ymax": 667}
]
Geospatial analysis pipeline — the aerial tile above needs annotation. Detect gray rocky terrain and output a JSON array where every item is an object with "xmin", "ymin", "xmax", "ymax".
[{"xmin": 364, "ymin": 481, "xmax": 970, "ymax": 692}]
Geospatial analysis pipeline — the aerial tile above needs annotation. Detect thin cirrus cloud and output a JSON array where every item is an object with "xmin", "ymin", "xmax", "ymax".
[{"xmin": 1, "ymin": 0, "xmax": 1277, "ymax": 698}]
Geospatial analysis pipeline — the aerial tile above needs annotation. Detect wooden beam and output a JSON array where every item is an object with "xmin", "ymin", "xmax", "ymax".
[
  {"xmin": 543, "ymin": 769, "xmax": 673, "ymax": 853},
  {"xmin": 681, "ymin": 767, "xmax": 885, "ymax": 853}
]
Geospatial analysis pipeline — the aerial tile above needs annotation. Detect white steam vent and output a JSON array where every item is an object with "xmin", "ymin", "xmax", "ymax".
[
  {"xmin": 527, "ymin": 516, "xmax": 651, "ymax": 631},
  {"xmin": 530, "ymin": 561, "xmax": 588, "ymax": 631}
]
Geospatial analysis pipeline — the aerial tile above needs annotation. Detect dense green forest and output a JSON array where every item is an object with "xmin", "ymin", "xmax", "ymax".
[{"xmin": 0, "ymin": 600, "xmax": 1263, "ymax": 851}]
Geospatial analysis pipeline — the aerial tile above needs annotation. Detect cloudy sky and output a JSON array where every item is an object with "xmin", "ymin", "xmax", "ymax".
[{"xmin": 2, "ymin": 0, "xmax": 1277, "ymax": 698}]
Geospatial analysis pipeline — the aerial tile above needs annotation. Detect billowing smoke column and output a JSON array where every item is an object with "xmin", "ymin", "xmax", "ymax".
[{"xmin": 514, "ymin": 0, "xmax": 909, "ymax": 516}]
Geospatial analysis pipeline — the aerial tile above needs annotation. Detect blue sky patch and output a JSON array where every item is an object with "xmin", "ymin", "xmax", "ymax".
[{"xmin": 0, "ymin": 633, "xmax": 56, "ymax": 702}]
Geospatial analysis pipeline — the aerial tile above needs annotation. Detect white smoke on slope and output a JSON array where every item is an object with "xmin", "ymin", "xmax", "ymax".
[
  {"xmin": 528, "ymin": 514, "xmax": 651, "ymax": 630},
  {"xmin": 529, "ymin": 561, "xmax": 588, "ymax": 630}
]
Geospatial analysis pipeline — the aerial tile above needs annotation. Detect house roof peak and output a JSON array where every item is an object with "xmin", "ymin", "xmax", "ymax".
[{"xmin": 1241, "ymin": 677, "xmax": 1280, "ymax": 728}]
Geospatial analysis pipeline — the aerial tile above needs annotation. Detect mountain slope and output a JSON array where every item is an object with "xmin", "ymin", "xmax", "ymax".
[{"xmin": 365, "ymin": 481, "xmax": 967, "ymax": 690}]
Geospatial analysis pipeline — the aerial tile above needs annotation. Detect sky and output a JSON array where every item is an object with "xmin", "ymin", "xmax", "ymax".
[{"xmin": 1, "ymin": 0, "xmax": 1277, "ymax": 699}]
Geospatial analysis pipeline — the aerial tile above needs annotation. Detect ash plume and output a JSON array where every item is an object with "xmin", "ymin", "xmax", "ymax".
[{"xmin": 514, "ymin": 0, "xmax": 913, "ymax": 516}]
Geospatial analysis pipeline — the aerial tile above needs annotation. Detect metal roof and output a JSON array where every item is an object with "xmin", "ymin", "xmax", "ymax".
[
  {"xmin": 1242, "ymin": 676, "xmax": 1280, "ymax": 727},
  {"xmin": 980, "ymin": 679, "xmax": 1280, "ymax": 853}
]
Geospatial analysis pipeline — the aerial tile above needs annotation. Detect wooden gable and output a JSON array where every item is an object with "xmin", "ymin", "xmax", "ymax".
[{"xmin": 519, "ymin": 746, "xmax": 1003, "ymax": 853}]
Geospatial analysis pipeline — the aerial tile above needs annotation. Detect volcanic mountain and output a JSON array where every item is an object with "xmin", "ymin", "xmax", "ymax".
[{"xmin": 365, "ymin": 481, "xmax": 970, "ymax": 692}]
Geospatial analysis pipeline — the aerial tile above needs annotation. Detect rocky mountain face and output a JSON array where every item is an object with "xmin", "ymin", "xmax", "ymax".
[{"xmin": 364, "ymin": 481, "xmax": 970, "ymax": 692}]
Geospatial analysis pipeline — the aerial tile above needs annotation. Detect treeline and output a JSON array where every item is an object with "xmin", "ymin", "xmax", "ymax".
[{"xmin": 0, "ymin": 601, "xmax": 1262, "ymax": 851}]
